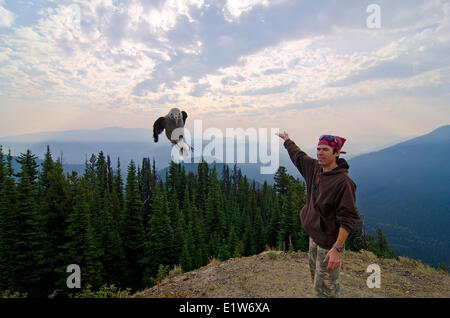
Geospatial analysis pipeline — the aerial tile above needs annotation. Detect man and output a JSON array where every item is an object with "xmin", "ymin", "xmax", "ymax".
[{"xmin": 276, "ymin": 131, "xmax": 360, "ymax": 298}]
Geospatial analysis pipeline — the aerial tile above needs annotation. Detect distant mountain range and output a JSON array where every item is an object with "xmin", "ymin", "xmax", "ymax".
[
  {"xmin": 0, "ymin": 126, "xmax": 167, "ymax": 168},
  {"xmin": 348, "ymin": 125, "xmax": 450, "ymax": 268},
  {"xmin": 0, "ymin": 126, "xmax": 295, "ymax": 185},
  {"xmin": 1, "ymin": 125, "xmax": 449, "ymax": 268}
]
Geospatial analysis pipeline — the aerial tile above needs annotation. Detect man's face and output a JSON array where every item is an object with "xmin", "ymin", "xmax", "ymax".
[{"xmin": 317, "ymin": 145, "xmax": 339, "ymax": 167}]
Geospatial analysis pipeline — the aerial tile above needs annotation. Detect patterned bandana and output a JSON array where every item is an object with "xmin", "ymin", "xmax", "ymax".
[{"xmin": 318, "ymin": 135, "xmax": 347, "ymax": 154}]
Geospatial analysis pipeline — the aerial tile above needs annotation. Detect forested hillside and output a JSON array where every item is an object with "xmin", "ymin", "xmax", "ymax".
[
  {"xmin": 348, "ymin": 125, "xmax": 450, "ymax": 267},
  {"xmin": 0, "ymin": 145, "xmax": 385, "ymax": 297}
]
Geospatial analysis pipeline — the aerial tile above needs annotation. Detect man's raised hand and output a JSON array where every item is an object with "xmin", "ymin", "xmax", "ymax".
[{"xmin": 276, "ymin": 131, "xmax": 289, "ymax": 141}]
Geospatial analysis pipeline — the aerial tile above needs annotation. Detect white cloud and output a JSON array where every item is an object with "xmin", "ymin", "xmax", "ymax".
[
  {"xmin": 0, "ymin": 0, "xmax": 449, "ymax": 147},
  {"xmin": 14, "ymin": 27, "xmax": 41, "ymax": 40},
  {"xmin": 221, "ymin": 0, "xmax": 288, "ymax": 23},
  {"xmin": 223, "ymin": 0, "xmax": 270, "ymax": 22},
  {"xmin": 127, "ymin": 0, "xmax": 204, "ymax": 34},
  {"xmin": 0, "ymin": 4, "xmax": 15, "ymax": 27}
]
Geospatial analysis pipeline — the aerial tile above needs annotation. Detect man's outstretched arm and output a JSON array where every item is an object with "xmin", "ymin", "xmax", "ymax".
[{"xmin": 276, "ymin": 131, "xmax": 316, "ymax": 179}]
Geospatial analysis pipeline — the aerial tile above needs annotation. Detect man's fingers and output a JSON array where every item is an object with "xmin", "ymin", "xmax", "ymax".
[
  {"xmin": 275, "ymin": 131, "xmax": 288, "ymax": 137},
  {"xmin": 327, "ymin": 260, "xmax": 340, "ymax": 271},
  {"xmin": 323, "ymin": 251, "xmax": 340, "ymax": 270},
  {"xmin": 327, "ymin": 262, "xmax": 333, "ymax": 271}
]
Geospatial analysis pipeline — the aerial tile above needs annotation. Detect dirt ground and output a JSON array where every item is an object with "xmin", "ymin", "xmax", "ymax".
[{"xmin": 133, "ymin": 250, "xmax": 449, "ymax": 298}]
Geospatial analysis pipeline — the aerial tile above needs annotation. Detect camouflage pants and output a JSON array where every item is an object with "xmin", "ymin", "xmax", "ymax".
[{"xmin": 308, "ymin": 237, "xmax": 342, "ymax": 298}]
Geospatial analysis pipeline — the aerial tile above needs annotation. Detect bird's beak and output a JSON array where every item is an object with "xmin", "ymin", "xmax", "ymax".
[{"xmin": 175, "ymin": 117, "xmax": 179, "ymax": 125}]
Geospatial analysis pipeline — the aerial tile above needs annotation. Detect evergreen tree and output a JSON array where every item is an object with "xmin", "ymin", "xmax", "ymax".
[
  {"xmin": 368, "ymin": 228, "xmax": 396, "ymax": 259},
  {"xmin": 100, "ymin": 190, "xmax": 128, "ymax": 288},
  {"xmin": 137, "ymin": 165, "xmax": 142, "ymax": 201},
  {"xmin": 113, "ymin": 157, "xmax": 125, "ymax": 234},
  {"xmin": 261, "ymin": 181, "xmax": 270, "ymax": 221},
  {"xmin": 0, "ymin": 150, "xmax": 18, "ymax": 292},
  {"xmin": 218, "ymin": 238, "xmax": 231, "ymax": 261},
  {"xmin": 242, "ymin": 210, "xmax": 256, "ymax": 256},
  {"xmin": 205, "ymin": 167, "xmax": 225, "ymax": 256},
  {"xmin": 84, "ymin": 154, "xmax": 97, "ymax": 194},
  {"xmin": 265, "ymin": 193, "xmax": 281, "ymax": 249},
  {"xmin": 0, "ymin": 146, "xmax": 5, "ymax": 192},
  {"xmin": 15, "ymin": 149, "xmax": 39, "ymax": 186},
  {"xmin": 237, "ymin": 176, "xmax": 250, "ymax": 213},
  {"xmin": 167, "ymin": 183, "xmax": 180, "ymax": 230},
  {"xmin": 220, "ymin": 164, "xmax": 232, "ymax": 197},
  {"xmin": 64, "ymin": 177, "xmax": 90, "ymax": 291},
  {"xmin": 288, "ymin": 177, "xmax": 308, "ymax": 252},
  {"xmin": 140, "ymin": 157, "xmax": 153, "ymax": 229},
  {"xmin": 13, "ymin": 154, "xmax": 43, "ymax": 296},
  {"xmin": 110, "ymin": 188, "xmax": 122, "ymax": 238},
  {"xmin": 115, "ymin": 158, "xmax": 124, "ymax": 211},
  {"xmin": 122, "ymin": 160, "xmax": 145, "ymax": 290},
  {"xmin": 84, "ymin": 209, "xmax": 104, "ymax": 290},
  {"xmin": 196, "ymin": 159, "xmax": 209, "ymax": 218},
  {"xmin": 231, "ymin": 164, "xmax": 242, "ymax": 192},
  {"xmin": 38, "ymin": 145, "xmax": 54, "ymax": 201},
  {"xmin": 180, "ymin": 226, "xmax": 194, "ymax": 272},
  {"xmin": 173, "ymin": 207, "xmax": 186, "ymax": 265},
  {"xmin": 186, "ymin": 183, "xmax": 207, "ymax": 268},
  {"xmin": 167, "ymin": 161, "xmax": 178, "ymax": 193},
  {"xmin": 106, "ymin": 155, "xmax": 114, "ymax": 193},
  {"xmin": 253, "ymin": 207, "xmax": 265, "ymax": 253},
  {"xmin": 75, "ymin": 154, "xmax": 105, "ymax": 290},
  {"xmin": 0, "ymin": 146, "xmax": 5, "ymax": 288},
  {"xmin": 95, "ymin": 151, "xmax": 108, "ymax": 210},
  {"xmin": 274, "ymin": 166, "xmax": 289, "ymax": 195},
  {"xmin": 40, "ymin": 159, "xmax": 73, "ymax": 295},
  {"xmin": 37, "ymin": 144, "xmax": 55, "ymax": 294},
  {"xmin": 141, "ymin": 185, "xmax": 175, "ymax": 280},
  {"xmin": 227, "ymin": 225, "xmax": 240, "ymax": 258},
  {"xmin": 346, "ymin": 212, "xmax": 368, "ymax": 251}
]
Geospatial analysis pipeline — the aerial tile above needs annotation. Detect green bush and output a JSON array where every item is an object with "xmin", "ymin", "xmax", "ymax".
[
  {"xmin": 0, "ymin": 290, "xmax": 28, "ymax": 298},
  {"xmin": 267, "ymin": 251, "xmax": 278, "ymax": 260},
  {"xmin": 167, "ymin": 265, "xmax": 183, "ymax": 279},
  {"xmin": 72, "ymin": 284, "xmax": 131, "ymax": 298},
  {"xmin": 156, "ymin": 264, "xmax": 170, "ymax": 284}
]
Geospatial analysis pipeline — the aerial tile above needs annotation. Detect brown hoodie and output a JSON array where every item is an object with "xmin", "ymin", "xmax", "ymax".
[{"xmin": 283, "ymin": 139, "xmax": 360, "ymax": 250}]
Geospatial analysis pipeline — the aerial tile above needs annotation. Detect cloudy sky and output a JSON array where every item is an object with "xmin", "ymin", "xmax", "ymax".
[{"xmin": 0, "ymin": 0, "xmax": 449, "ymax": 156}]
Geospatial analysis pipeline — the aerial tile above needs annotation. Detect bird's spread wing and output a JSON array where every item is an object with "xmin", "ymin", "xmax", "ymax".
[
  {"xmin": 153, "ymin": 117, "xmax": 166, "ymax": 142},
  {"xmin": 182, "ymin": 111, "xmax": 187, "ymax": 125}
]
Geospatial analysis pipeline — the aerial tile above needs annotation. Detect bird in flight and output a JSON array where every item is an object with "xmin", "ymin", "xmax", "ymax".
[{"xmin": 153, "ymin": 108, "xmax": 193, "ymax": 158}]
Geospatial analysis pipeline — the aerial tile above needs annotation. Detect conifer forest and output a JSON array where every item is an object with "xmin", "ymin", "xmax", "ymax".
[{"xmin": 0, "ymin": 146, "xmax": 373, "ymax": 297}]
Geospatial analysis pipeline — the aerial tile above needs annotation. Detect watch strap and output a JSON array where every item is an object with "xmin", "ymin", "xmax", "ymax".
[{"xmin": 333, "ymin": 243, "xmax": 344, "ymax": 253}]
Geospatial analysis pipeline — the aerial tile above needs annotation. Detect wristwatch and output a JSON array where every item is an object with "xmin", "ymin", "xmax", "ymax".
[{"xmin": 333, "ymin": 243, "xmax": 344, "ymax": 253}]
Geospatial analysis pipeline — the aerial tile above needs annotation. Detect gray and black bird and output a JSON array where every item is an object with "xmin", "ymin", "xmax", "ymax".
[{"xmin": 153, "ymin": 108, "xmax": 192, "ymax": 157}]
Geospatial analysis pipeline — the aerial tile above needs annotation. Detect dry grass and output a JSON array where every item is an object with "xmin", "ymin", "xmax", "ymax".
[
  {"xmin": 358, "ymin": 249, "xmax": 378, "ymax": 260},
  {"xmin": 167, "ymin": 265, "xmax": 184, "ymax": 279},
  {"xmin": 397, "ymin": 256, "xmax": 438, "ymax": 275},
  {"xmin": 207, "ymin": 257, "xmax": 222, "ymax": 266}
]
